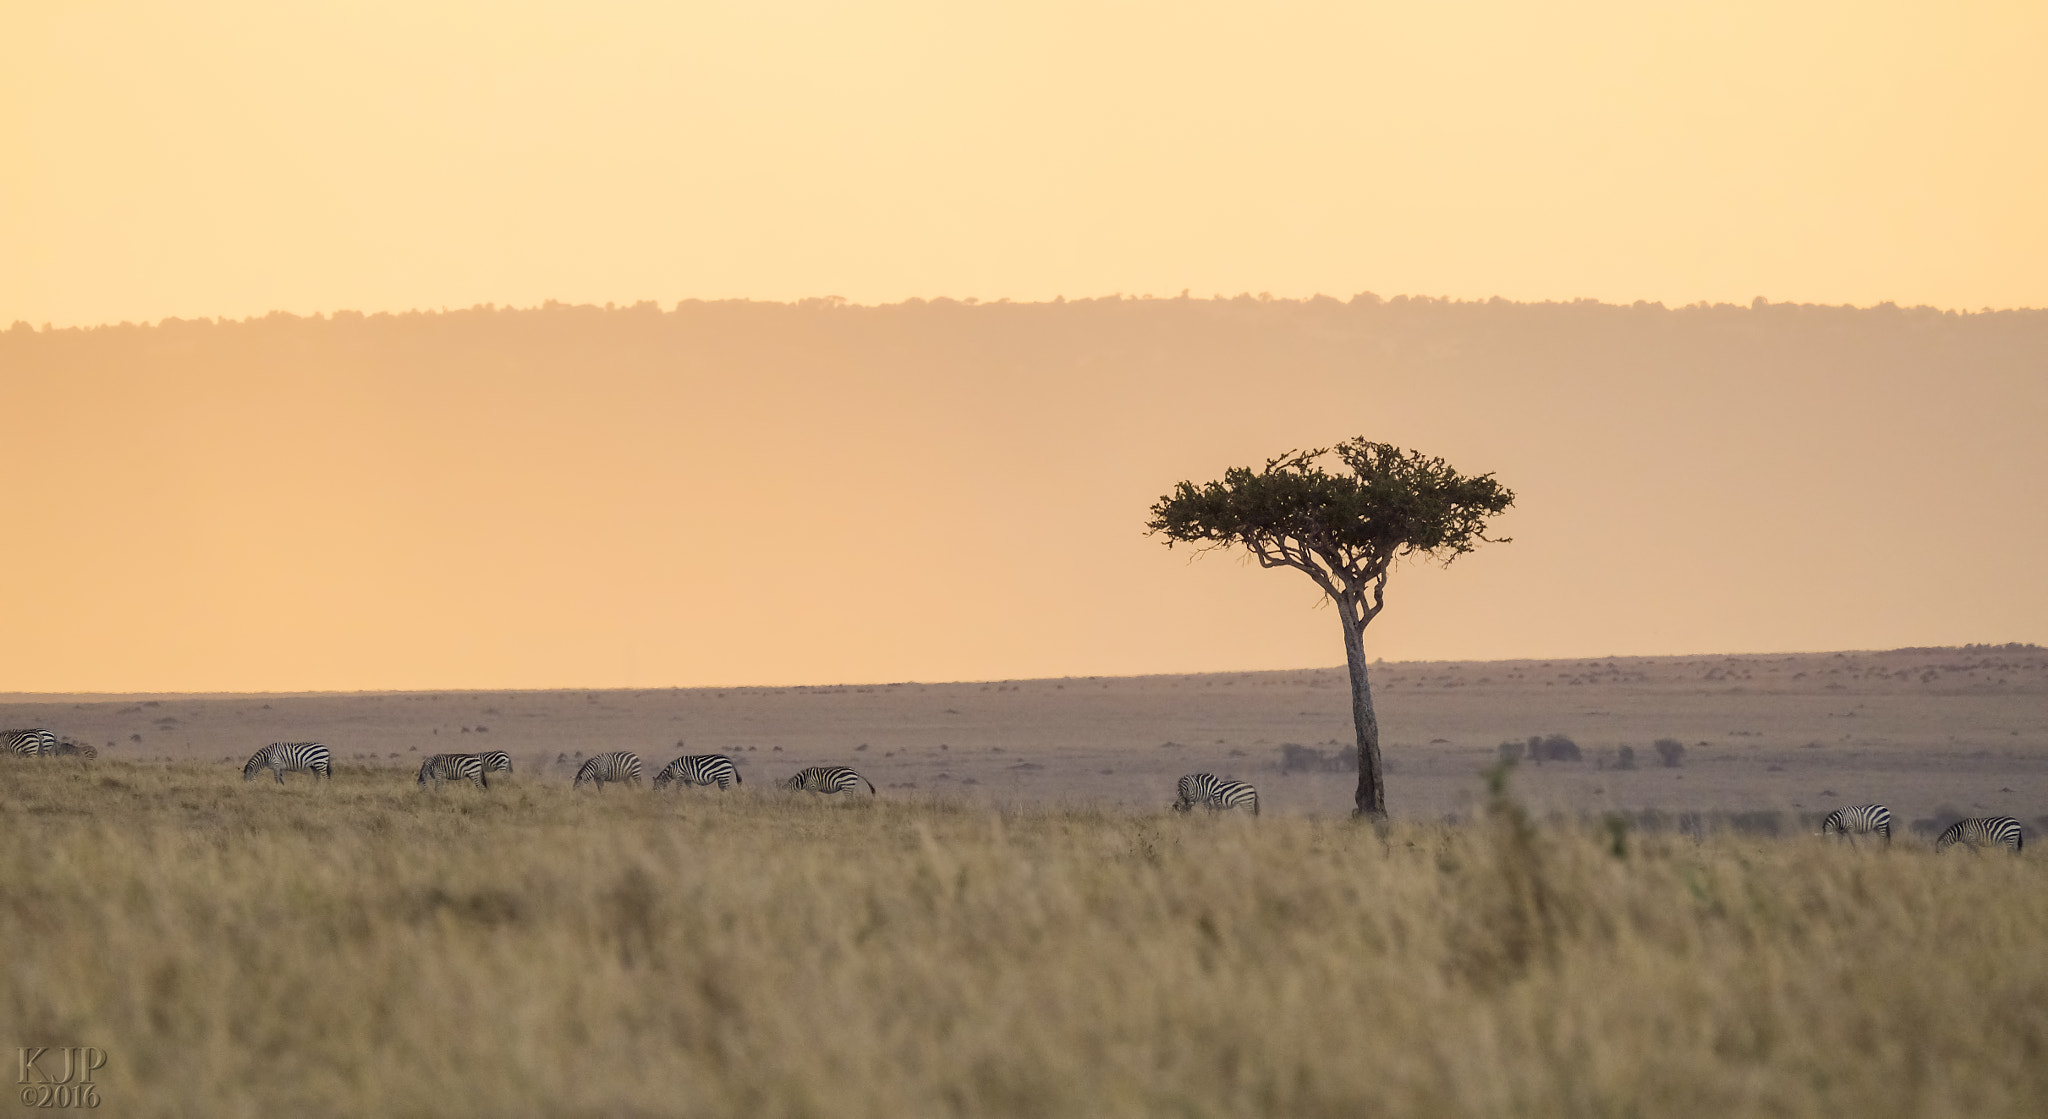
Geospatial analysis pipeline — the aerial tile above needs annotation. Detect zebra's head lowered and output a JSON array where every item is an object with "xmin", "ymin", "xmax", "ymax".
[
  {"xmin": 1171, "ymin": 772, "xmax": 1214, "ymax": 813},
  {"xmin": 242, "ymin": 748, "xmax": 269, "ymax": 781}
]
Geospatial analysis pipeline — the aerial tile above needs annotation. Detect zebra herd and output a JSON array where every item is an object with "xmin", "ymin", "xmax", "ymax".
[
  {"xmin": 566, "ymin": 754, "xmax": 868, "ymax": 796},
  {"xmin": 1, "ymin": 725, "xmax": 2034, "ymax": 847},
  {"xmin": 1819, "ymin": 803, "xmax": 2024, "ymax": 853},
  {"xmin": 5, "ymin": 729, "xmax": 96, "ymax": 759},
  {"xmin": 417, "ymin": 750, "xmax": 513, "ymax": 789}
]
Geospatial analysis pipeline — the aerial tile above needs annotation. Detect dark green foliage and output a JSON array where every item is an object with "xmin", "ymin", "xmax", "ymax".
[
  {"xmin": 1528, "ymin": 734, "xmax": 1581, "ymax": 763},
  {"xmin": 1147, "ymin": 440, "xmax": 1515, "ymax": 598},
  {"xmin": 1603, "ymin": 814, "xmax": 1630, "ymax": 858}
]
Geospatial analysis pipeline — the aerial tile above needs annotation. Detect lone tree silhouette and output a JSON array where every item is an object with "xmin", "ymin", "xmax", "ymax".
[{"xmin": 1148, "ymin": 439, "xmax": 1514, "ymax": 819}]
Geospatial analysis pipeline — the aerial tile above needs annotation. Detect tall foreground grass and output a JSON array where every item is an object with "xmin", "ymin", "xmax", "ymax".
[{"xmin": 3, "ymin": 760, "xmax": 2045, "ymax": 1118}]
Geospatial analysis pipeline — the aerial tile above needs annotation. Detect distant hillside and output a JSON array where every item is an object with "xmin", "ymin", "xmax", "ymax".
[{"xmin": 4, "ymin": 296, "xmax": 2044, "ymax": 690}]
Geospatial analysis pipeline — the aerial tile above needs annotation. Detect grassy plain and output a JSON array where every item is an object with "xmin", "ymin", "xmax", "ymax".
[
  {"xmin": 7, "ymin": 647, "xmax": 2047, "ymax": 826},
  {"xmin": 4, "ymin": 757, "xmax": 2046, "ymax": 1117}
]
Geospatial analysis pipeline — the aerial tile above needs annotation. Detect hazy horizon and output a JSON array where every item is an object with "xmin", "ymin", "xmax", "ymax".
[
  {"xmin": 16, "ymin": 284, "xmax": 2048, "ymax": 334},
  {"xmin": 14, "ymin": 289, "xmax": 2046, "ymax": 336},
  {"xmin": 3, "ymin": 642, "xmax": 2043, "ymax": 701}
]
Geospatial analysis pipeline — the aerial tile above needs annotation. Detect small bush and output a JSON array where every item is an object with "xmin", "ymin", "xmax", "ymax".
[
  {"xmin": 1527, "ymin": 735, "xmax": 1581, "ymax": 763},
  {"xmin": 1654, "ymin": 739, "xmax": 1685, "ymax": 767},
  {"xmin": 1277, "ymin": 742, "xmax": 1356, "ymax": 773},
  {"xmin": 1615, "ymin": 746, "xmax": 1637, "ymax": 770}
]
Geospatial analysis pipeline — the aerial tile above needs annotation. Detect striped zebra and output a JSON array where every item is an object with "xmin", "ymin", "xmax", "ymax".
[
  {"xmin": 654, "ymin": 754, "xmax": 742, "ymax": 791},
  {"xmin": 572, "ymin": 751, "xmax": 644, "ymax": 790},
  {"xmin": 242, "ymin": 742, "xmax": 332, "ymax": 784},
  {"xmin": 51, "ymin": 740, "xmax": 98, "ymax": 759},
  {"xmin": 1935, "ymin": 816, "xmax": 2023, "ymax": 854},
  {"xmin": 418, "ymin": 752, "xmax": 489, "ymax": 790},
  {"xmin": 1819, "ymin": 804, "xmax": 1891, "ymax": 847},
  {"xmin": 474, "ymin": 750, "xmax": 513, "ymax": 779},
  {"xmin": 780, "ymin": 766, "xmax": 875, "ymax": 796},
  {"xmin": 1173, "ymin": 772, "xmax": 1260, "ymax": 816},
  {"xmin": 4, "ymin": 729, "xmax": 57, "ymax": 757}
]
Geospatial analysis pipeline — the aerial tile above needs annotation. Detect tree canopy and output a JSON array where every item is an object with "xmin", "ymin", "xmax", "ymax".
[{"xmin": 1147, "ymin": 440, "xmax": 1514, "ymax": 620}]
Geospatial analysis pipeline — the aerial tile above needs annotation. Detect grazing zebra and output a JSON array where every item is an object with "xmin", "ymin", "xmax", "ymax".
[
  {"xmin": 780, "ymin": 766, "xmax": 875, "ymax": 796},
  {"xmin": 50, "ymin": 740, "xmax": 98, "ymax": 759},
  {"xmin": 654, "ymin": 754, "xmax": 742, "ymax": 791},
  {"xmin": 1935, "ymin": 816, "xmax": 2023, "ymax": 854},
  {"xmin": 573, "ymin": 751, "xmax": 644, "ymax": 790},
  {"xmin": 1820, "ymin": 804, "xmax": 1891, "ymax": 847},
  {"xmin": 4, "ymin": 729, "xmax": 57, "ymax": 757},
  {"xmin": 474, "ymin": 750, "xmax": 513, "ymax": 778},
  {"xmin": 241, "ymin": 742, "xmax": 332, "ymax": 784},
  {"xmin": 1173, "ymin": 772, "xmax": 1260, "ymax": 816},
  {"xmin": 418, "ymin": 752, "xmax": 489, "ymax": 790}
]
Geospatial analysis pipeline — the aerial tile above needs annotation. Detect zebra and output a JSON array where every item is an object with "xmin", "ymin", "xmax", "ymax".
[
  {"xmin": 418, "ymin": 752, "xmax": 489, "ymax": 790},
  {"xmin": 474, "ymin": 750, "xmax": 513, "ymax": 779},
  {"xmin": 1819, "ymin": 804, "xmax": 1891, "ymax": 847},
  {"xmin": 780, "ymin": 766, "xmax": 875, "ymax": 796},
  {"xmin": 4, "ymin": 729, "xmax": 57, "ymax": 757},
  {"xmin": 1935, "ymin": 816, "xmax": 2023, "ymax": 854},
  {"xmin": 654, "ymin": 754, "xmax": 742, "ymax": 791},
  {"xmin": 242, "ymin": 742, "xmax": 332, "ymax": 784},
  {"xmin": 573, "ymin": 751, "xmax": 644, "ymax": 790},
  {"xmin": 1173, "ymin": 773, "xmax": 1260, "ymax": 816},
  {"xmin": 50, "ymin": 740, "xmax": 98, "ymax": 759}
]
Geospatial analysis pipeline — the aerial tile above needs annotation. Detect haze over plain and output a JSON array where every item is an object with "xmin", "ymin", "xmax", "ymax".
[{"xmin": 4, "ymin": 2, "xmax": 2044, "ymax": 692}]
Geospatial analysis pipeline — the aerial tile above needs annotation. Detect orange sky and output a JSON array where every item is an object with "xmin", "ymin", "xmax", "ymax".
[
  {"xmin": 5, "ymin": 1, "xmax": 2046, "ymax": 326},
  {"xmin": 4, "ymin": 4, "xmax": 2046, "ymax": 692}
]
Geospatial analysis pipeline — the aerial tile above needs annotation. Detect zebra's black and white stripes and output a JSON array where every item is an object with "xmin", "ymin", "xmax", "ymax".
[
  {"xmin": 573, "ymin": 751, "xmax": 644, "ymax": 790},
  {"xmin": 1173, "ymin": 773, "xmax": 1260, "ymax": 816},
  {"xmin": 1935, "ymin": 816, "xmax": 2023, "ymax": 854},
  {"xmin": 242, "ymin": 742, "xmax": 332, "ymax": 784},
  {"xmin": 654, "ymin": 754, "xmax": 742, "ymax": 791},
  {"xmin": 4, "ymin": 729, "xmax": 58, "ymax": 757},
  {"xmin": 781, "ymin": 766, "xmax": 874, "ymax": 795},
  {"xmin": 418, "ymin": 753, "xmax": 489, "ymax": 790},
  {"xmin": 51, "ymin": 740, "xmax": 97, "ymax": 759},
  {"xmin": 474, "ymin": 750, "xmax": 512, "ymax": 778},
  {"xmin": 1820, "ymin": 804, "xmax": 1891, "ymax": 846}
]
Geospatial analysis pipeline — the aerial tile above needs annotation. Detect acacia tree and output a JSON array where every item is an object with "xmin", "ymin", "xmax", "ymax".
[{"xmin": 1147, "ymin": 439, "xmax": 1514, "ymax": 819}]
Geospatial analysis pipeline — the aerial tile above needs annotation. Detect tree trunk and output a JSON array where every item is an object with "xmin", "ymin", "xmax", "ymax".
[{"xmin": 1339, "ymin": 603, "xmax": 1386, "ymax": 819}]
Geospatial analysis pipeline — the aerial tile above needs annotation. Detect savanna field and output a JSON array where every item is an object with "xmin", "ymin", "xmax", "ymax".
[{"xmin": 4, "ymin": 755, "xmax": 2046, "ymax": 1118}]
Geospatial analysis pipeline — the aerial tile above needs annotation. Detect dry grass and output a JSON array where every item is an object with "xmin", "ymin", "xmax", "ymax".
[{"xmin": 3, "ymin": 757, "xmax": 2046, "ymax": 1117}]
